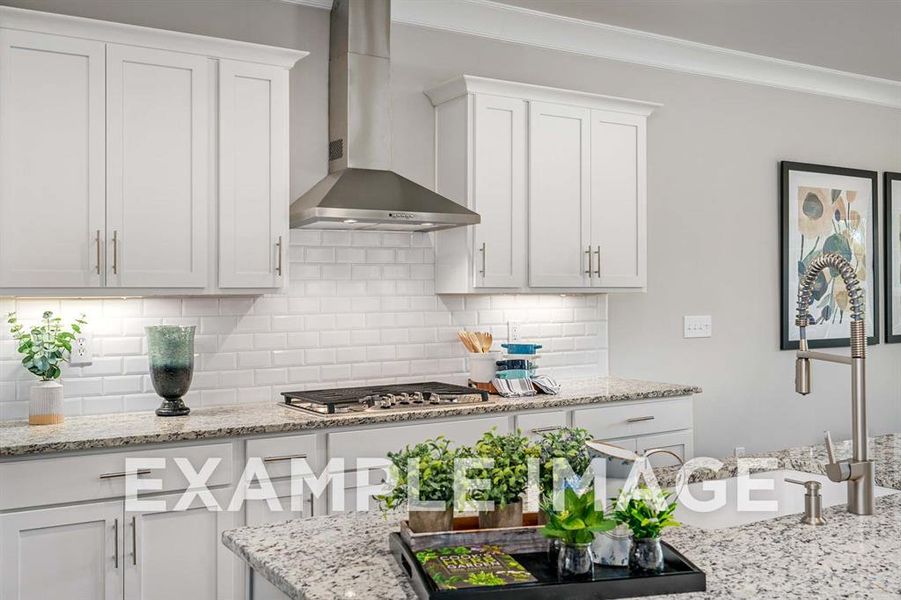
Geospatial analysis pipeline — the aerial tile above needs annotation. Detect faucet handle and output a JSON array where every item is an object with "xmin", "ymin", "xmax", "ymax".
[
  {"xmin": 823, "ymin": 430, "xmax": 837, "ymax": 464},
  {"xmin": 822, "ymin": 431, "xmax": 852, "ymax": 483}
]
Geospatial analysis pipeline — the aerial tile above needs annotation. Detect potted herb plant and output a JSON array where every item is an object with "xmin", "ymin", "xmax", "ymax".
[
  {"xmin": 469, "ymin": 429, "xmax": 540, "ymax": 529},
  {"xmin": 537, "ymin": 427, "xmax": 594, "ymax": 516},
  {"xmin": 376, "ymin": 437, "xmax": 457, "ymax": 533},
  {"xmin": 7, "ymin": 311, "xmax": 86, "ymax": 425},
  {"xmin": 540, "ymin": 487, "xmax": 616, "ymax": 580},
  {"xmin": 614, "ymin": 486, "xmax": 680, "ymax": 573}
]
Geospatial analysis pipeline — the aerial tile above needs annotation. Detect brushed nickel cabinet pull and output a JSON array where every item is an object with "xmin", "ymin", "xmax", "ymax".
[
  {"xmin": 530, "ymin": 426, "xmax": 564, "ymax": 434},
  {"xmin": 131, "ymin": 516, "xmax": 137, "ymax": 566},
  {"xmin": 594, "ymin": 245, "xmax": 601, "ymax": 277},
  {"xmin": 114, "ymin": 518, "xmax": 119, "ymax": 568},
  {"xmin": 111, "ymin": 230, "xmax": 119, "ymax": 275},
  {"xmin": 276, "ymin": 235, "xmax": 283, "ymax": 276},
  {"xmin": 585, "ymin": 245, "xmax": 592, "ymax": 278},
  {"xmin": 479, "ymin": 242, "xmax": 486, "ymax": 276},
  {"xmin": 95, "ymin": 230, "xmax": 102, "ymax": 275},
  {"xmin": 626, "ymin": 415, "xmax": 655, "ymax": 423},
  {"xmin": 99, "ymin": 468, "xmax": 151, "ymax": 480},
  {"xmin": 263, "ymin": 453, "xmax": 308, "ymax": 463}
]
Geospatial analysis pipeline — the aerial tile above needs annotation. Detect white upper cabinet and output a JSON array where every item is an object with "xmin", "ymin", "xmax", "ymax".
[
  {"xmin": 589, "ymin": 110, "xmax": 646, "ymax": 288},
  {"xmin": 0, "ymin": 6, "xmax": 306, "ymax": 295},
  {"xmin": 218, "ymin": 60, "xmax": 289, "ymax": 289},
  {"xmin": 472, "ymin": 94, "xmax": 527, "ymax": 288},
  {"xmin": 528, "ymin": 101, "xmax": 591, "ymax": 288},
  {"xmin": 427, "ymin": 75, "xmax": 658, "ymax": 294},
  {"xmin": 106, "ymin": 45, "xmax": 209, "ymax": 288},
  {"xmin": 0, "ymin": 30, "xmax": 106, "ymax": 288}
]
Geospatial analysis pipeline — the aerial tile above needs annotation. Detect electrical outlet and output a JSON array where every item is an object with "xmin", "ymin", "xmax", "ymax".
[
  {"xmin": 70, "ymin": 331, "xmax": 93, "ymax": 367},
  {"xmin": 507, "ymin": 321, "xmax": 521, "ymax": 343},
  {"xmin": 734, "ymin": 446, "xmax": 745, "ymax": 458},
  {"xmin": 683, "ymin": 315, "xmax": 712, "ymax": 338}
]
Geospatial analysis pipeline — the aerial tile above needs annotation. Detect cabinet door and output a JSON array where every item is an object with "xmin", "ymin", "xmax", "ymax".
[
  {"xmin": 528, "ymin": 101, "xmax": 591, "ymax": 287},
  {"xmin": 218, "ymin": 60, "xmax": 288, "ymax": 288},
  {"xmin": 0, "ymin": 30, "xmax": 105, "ymax": 288},
  {"xmin": 0, "ymin": 501, "xmax": 123, "ymax": 600},
  {"xmin": 106, "ymin": 44, "xmax": 209, "ymax": 288},
  {"xmin": 125, "ymin": 490, "xmax": 235, "ymax": 600},
  {"xmin": 472, "ymin": 94, "xmax": 526, "ymax": 288},
  {"xmin": 590, "ymin": 110, "xmax": 646, "ymax": 288}
]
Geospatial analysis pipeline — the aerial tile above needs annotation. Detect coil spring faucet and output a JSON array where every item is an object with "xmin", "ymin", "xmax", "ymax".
[{"xmin": 794, "ymin": 253, "xmax": 874, "ymax": 516}]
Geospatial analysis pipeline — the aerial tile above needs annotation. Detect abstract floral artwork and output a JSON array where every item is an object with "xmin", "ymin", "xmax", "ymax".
[
  {"xmin": 887, "ymin": 172, "xmax": 901, "ymax": 344},
  {"xmin": 781, "ymin": 162, "xmax": 879, "ymax": 350}
]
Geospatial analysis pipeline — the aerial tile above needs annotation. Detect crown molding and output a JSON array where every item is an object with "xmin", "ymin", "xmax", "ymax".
[
  {"xmin": 426, "ymin": 74, "xmax": 661, "ymax": 116},
  {"xmin": 0, "ymin": 6, "xmax": 308, "ymax": 68},
  {"xmin": 277, "ymin": 0, "xmax": 333, "ymax": 9},
  {"xmin": 394, "ymin": 0, "xmax": 901, "ymax": 110}
]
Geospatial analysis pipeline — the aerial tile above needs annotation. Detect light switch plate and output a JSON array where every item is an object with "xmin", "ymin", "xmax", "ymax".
[
  {"xmin": 70, "ymin": 331, "xmax": 93, "ymax": 366},
  {"xmin": 683, "ymin": 315, "xmax": 712, "ymax": 338}
]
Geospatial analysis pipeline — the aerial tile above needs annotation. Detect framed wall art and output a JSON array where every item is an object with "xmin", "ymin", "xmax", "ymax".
[
  {"xmin": 780, "ymin": 161, "xmax": 879, "ymax": 350},
  {"xmin": 886, "ymin": 172, "xmax": 901, "ymax": 344}
]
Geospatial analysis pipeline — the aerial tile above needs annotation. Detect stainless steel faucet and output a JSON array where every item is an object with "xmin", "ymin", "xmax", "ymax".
[{"xmin": 794, "ymin": 253, "xmax": 875, "ymax": 516}]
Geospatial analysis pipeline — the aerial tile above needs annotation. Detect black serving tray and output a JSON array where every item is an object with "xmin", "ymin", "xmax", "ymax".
[{"xmin": 389, "ymin": 533, "xmax": 706, "ymax": 599}]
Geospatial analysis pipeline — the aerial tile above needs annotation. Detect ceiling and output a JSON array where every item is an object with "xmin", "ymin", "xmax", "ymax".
[{"xmin": 492, "ymin": 0, "xmax": 901, "ymax": 81}]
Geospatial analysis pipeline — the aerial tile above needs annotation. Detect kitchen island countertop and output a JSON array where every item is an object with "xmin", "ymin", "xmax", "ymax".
[
  {"xmin": 0, "ymin": 376, "xmax": 700, "ymax": 457},
  {"xmin": 223, "ymin": 434, "xmax": 901, "ymax": 600}
]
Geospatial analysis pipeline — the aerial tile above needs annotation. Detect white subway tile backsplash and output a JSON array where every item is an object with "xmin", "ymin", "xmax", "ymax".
[{"xmin": 1, "ymin": 233, "xmax": 608, "ymax": 417}]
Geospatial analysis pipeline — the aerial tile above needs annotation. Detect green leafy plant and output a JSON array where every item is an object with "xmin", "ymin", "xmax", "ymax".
[
  {"xmin": 468, "ymin": 429, "xmax": 540, "ymax": 507},
  {"xmin": 465, "ymin": 572, "xmax": 505, "ymax": 587},
  {"xmin": 540, "ymin": 487, "xmax": 616, "ymax": 545},
  {"xmin": 376, "ymin": 436, "xmax": 458, "ymax": 511},
  {"xmin": 7, "ymin": 311, "xmax": 86, "ymax": 381},
  {"xmin": 537, "ymin": 427, "xmax": 594, "ymax": 503},
  {"xmin": 613, "ymin": 486, "xmax": 680, "ymax": 539}
]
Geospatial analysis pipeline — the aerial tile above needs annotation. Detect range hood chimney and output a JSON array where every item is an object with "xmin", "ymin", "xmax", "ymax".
[{"xmin": 290, "ymin": 0, "xmax": 479, "ymax": 232}]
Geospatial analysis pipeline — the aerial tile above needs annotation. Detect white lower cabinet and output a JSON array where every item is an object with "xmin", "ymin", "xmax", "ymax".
[
  {"xmin": 125, "ymin": 489, "xmax": 236, "ymax": 600},
  {"xmin": 0, "ymin": 500, "xmax": 123, "ymax": 600}
]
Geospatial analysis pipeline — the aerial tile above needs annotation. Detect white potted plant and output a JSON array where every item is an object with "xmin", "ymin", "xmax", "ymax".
[{"xmin": 7, "ymin": 311, "xmax": 86, "ymax": 425}]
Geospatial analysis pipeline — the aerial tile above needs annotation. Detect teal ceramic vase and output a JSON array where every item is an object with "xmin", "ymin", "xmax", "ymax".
[{"xmin": 146, "ymin": 325, "xmax": 195, "ymax": 416}]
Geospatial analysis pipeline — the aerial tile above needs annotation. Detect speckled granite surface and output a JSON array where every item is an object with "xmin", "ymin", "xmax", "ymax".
[
  {"xmin": 0, "ymin": 377, "xmax": 700, "ymax": 457},
  {"xmin": 223, "ymin": 434, "xmax": 901, "ymax": 600}
]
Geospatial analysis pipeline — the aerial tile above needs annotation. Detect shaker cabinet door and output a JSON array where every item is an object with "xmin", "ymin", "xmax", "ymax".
[
  {"xmin": 106, "ymin": 44, "xmax": 209, "ymax": 288},
  {"xmin": 472, "ymin": 94, "xmax": 526, "ymax": 288},
  {"xmin": 590, "ymin": 110, "xmax": 646, "ymax": 288},
  {"xmin": 124, "ymin": 490, "xmax": 236, "ymax": 600},
  {"xmin": 218, "ymin": 60, "xmax": 289, "ymax": 288},
  {"xmin": 528, "ymin": 101, "xmax": 591, "ymax": 288},
  {"xmin": 0, "ymin": 501, "xmax": 123, "ymax": 600},
  {"xmin": 0, "ymin": 30, "xmax": 106, "ymax": 288}
]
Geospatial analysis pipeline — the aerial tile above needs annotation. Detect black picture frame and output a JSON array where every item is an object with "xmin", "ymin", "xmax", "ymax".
[
  {"xmin": 886, "ymin": 172, "xmax": 901, "ymax": 344},
  {"xmin": 780, "ymin": 161, "xmax": 879, "ymax": 350}
]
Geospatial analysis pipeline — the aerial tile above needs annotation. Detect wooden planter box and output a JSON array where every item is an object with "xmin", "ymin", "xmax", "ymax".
[{"xmin": 399, "ymin": 512, "xmax": 546, "ymax": 553}]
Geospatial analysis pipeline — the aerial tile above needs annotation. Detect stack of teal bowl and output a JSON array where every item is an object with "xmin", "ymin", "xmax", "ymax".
[{"xmin": 495, "ymin": 343, "xmax": 542, "ymax": 380}]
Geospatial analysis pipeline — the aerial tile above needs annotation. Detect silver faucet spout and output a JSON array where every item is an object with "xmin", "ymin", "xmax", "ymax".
[{"xmin": 794, "ymin": 253, "xmax": 874, "ymax": 516}]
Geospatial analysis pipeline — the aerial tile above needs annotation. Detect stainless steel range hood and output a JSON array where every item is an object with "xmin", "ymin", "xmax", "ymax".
[{"xmin": 290, "ymin": 0, "xmax": 479, "ymax": 232}]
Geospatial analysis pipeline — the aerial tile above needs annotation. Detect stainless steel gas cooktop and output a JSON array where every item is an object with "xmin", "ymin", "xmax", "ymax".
[{"xmin": 280, "ymin": 382, "xmax": 489, "ymax": 416}]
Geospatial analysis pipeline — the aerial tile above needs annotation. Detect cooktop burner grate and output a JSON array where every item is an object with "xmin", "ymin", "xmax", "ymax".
[{"xmin": 281, "ymin": 382, "xmax": 489, "ymax": 415}]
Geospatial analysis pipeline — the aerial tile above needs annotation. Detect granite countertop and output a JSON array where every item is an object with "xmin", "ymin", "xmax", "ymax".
[
  {"xmin": 0, "ymin": 377, "xmax": 700, "ymax": 457},
  {"xmin": 222, "ymin": 434, "xmax": 901, "ymax": 600}
]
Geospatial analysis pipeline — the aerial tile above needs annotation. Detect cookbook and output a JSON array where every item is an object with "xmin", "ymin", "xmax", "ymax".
[{"xmin": 414, "ymin": 545, "xmax": 537, "ymax": 590}]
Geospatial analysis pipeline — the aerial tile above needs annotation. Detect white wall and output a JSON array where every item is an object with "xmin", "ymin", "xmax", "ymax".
[
  {"xmin": 386, "ymin": 23, "xmax": 901, "ymax": 458},
  {"xmin": 1, "ymin": 0, "xmax": 899, "ymax": 457}
]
